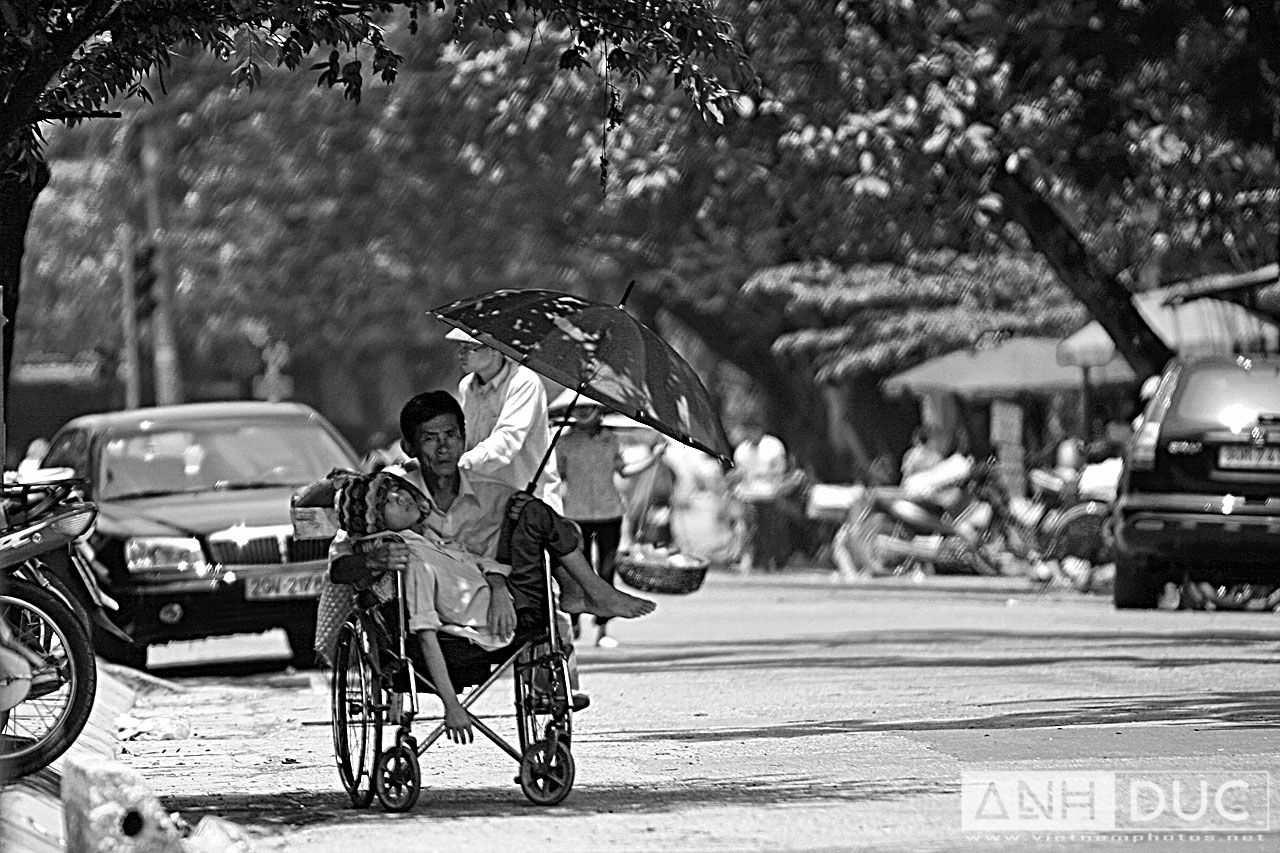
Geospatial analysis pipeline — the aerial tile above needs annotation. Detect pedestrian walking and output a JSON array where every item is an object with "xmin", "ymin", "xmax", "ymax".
[{"xmin": 556, "ymin": 399, "xmax": 666, "ymax": 648}]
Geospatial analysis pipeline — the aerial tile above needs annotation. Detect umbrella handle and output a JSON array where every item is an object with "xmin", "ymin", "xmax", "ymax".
[
  {"xmin": 529, "ymin": 384, "xmax": 587, "ymax": 494},
  {"xmin": 618, "ymin": 280, "xmax": 636, "ymax": 307}
]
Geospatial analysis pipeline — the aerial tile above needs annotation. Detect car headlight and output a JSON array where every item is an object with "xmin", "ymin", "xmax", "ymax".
[{"xmin": 125, "ymin": 537, "xmax": 210, "ymax": 573}]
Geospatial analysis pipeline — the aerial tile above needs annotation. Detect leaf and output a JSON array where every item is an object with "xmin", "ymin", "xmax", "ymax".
[
  {"xmin": 0, "ymin": 0, "xmax": 19, "ymax": 33},
  {"xmin": 558, "ymin": 48, "xmax": 581, "ymax": 70}
]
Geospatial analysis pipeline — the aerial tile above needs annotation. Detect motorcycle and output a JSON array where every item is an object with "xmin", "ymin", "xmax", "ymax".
[
  {"xmin": 0, "ymin": 475, "xmax": 105, "ymax": 781},
  {"xmin": 861, "ymin": 456, "xmax": 1036, "ymax": 577},
  {"xmin": 1016, "ymin": 459, "xmax": 1119, "ymax": 593}
]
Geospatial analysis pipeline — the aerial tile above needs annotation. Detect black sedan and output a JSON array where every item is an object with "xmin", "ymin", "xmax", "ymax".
[{"xmin": 40, "ymin": 401, "xmax": 359, "ymax": 667}]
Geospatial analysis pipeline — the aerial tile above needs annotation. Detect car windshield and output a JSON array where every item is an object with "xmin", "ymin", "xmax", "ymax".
[
  {"xmin": 1172, "ymin": 364, "xmax": 1280, "ymax": 430},
  {"xmin": 98, "ymin": 418, "xmax": 353, "ymax": 499}
]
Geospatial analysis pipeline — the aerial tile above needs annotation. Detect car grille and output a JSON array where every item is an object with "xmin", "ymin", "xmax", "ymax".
[
  {"xmin": 207, "ymin": 530, "xmax": 332, "ymax": 566},
  {"xmin": 288, "ymin": 538, "xmax": 330, "ymax": 562}
]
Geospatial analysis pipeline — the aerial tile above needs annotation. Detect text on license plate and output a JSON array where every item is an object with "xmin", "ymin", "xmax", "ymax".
[
  {"xmin": 1218, "ymin": 446, "xmax": 1280, "ymax": 471},
  {"xmin": 245, "ymin": 572, "xmax": 327, "ymax": 600}
]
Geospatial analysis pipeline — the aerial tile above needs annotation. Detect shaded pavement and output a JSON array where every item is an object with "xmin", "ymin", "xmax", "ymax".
[{"xmin": 114, "ymin": 572, "xmax": 1280, "ymax": 851}]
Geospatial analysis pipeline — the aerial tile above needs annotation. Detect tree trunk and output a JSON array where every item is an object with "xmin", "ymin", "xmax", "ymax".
[
  {"xmin": 0, "ymin": 160, "xmax": 50, "ymax": 427},
  {"xmin": 992, "ymin": 165, "xmax": 1174, "ymax": 378}
]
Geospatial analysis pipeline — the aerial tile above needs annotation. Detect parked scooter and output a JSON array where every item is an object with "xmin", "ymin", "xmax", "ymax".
[
  {"xmin": 1017, "ymin": 457, "xmax": 1120, "ymax": 592},
  {"xmin": 0, "ymin": 475, "xmax": 103, "ymax": 781},
  {"xmin": 863, "ymin": 456, "xmax": 1034, "ymax": 577}
]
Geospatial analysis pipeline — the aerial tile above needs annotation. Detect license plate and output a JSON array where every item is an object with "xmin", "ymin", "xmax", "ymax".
[
  {"xmin": 1218, "ymin": 446, "xmax": 1280, "ymax": 471},
  {"xmin": 244, "ymin": 571, "xmax": 327, "ymax": 600}
]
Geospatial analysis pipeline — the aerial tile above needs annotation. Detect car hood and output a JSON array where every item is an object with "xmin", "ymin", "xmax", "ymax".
[{"xmin": 95, "ymin": 487, "xmax": 300, "ymax": 539}]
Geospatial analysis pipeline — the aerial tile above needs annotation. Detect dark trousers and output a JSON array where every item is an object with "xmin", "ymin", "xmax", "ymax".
[
  {"xmin": 572, "ymin": 517, "xmax": 622, "ymax": 628},
  {"xmin": 496, "ymin": 492, "xmax": 582, "ymax": 620}
]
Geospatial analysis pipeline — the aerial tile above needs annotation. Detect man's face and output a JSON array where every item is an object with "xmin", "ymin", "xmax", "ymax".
[
  {"xmin": 403, "ymin": 413, "xmax": 465, "ymax": 477},
  {"xmin": 455, "ymin": 342, "xmax": 503, "ymax": 378}
]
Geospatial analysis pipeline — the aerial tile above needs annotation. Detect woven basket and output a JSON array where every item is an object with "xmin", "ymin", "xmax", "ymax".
[{"xmin": 617, "ymin": 550, "xmax": 709, "ymax": 596}]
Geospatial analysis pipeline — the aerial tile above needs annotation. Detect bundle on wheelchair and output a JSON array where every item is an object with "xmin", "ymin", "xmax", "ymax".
[{"xmin": 328, "ymin": 535, "xmax": 576, "ymax": 812}]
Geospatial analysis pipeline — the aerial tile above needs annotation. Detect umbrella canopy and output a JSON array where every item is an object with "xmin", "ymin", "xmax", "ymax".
[
  {"xmin": 430, "ymin": 289, "xmax": 732, "ymax": 464},
  {"xmin": 548, "ymin": 387, "xmax": 648, "ymax": 430},
  {"xmin": 1057, "ymin": 293, "xmax": 1280, "ymax": 368},
  {"xmin": 882, "ymin": 337, "xmax": 1137, "ymax": 399}
]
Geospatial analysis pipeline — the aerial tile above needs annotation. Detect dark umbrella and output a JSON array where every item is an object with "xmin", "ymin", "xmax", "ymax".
[{"xmin": 428, "ymin": 288, "xmax": 733, "ymax": 467}]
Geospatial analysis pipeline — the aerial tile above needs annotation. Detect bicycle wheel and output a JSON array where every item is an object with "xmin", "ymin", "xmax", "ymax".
[
  {"xmin": 0, "ymin": 580, "xmax": 97, "ymax": 782},
  {"xmin": 330, "ymin": 619, "xmax": 381, "ymax": 808}
]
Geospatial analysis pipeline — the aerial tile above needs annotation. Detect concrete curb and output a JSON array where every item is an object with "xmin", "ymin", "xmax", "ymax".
[
  {"xmin": 0, "ymin": 663, "xmax": 251, "ymax": 852},
  {"xmin": 1, "ymin": 662, "xmax": 140, "ymax": 852}
]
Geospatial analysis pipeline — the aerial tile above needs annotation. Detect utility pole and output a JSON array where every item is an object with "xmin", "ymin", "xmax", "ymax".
[
  {"xmin": 139, "ymin": 126, "xmax": 183, "ymax": 405},
  {"xmin": 117, "ymin": 225, "xmax": 142, "ymax": 409}
]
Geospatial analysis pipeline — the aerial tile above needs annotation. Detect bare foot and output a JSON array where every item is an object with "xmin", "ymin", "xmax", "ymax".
[{"xmin": 582, "ymin": 586, "xmax": 655, "ymax": 620}]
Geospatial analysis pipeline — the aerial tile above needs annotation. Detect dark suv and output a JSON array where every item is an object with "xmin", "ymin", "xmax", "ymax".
[{"xmin": 1113, "ymin": 354, "xmax": 1280, "ymax": 609}]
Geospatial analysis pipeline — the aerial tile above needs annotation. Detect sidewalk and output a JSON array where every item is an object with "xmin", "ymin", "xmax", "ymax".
[{"xmin": 0, "ymin": 663, "xmax": 142, "ymax": 852}]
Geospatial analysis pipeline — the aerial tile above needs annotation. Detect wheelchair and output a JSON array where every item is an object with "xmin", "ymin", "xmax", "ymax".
[{"xmin": 328, "ymin": 554, "xmax": 575, "ymax": 812}]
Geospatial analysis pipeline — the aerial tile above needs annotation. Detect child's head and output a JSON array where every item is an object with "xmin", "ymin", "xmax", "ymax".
[{"xmin": 336, "ymin": 471, "xmax": 428, "ymax": 535}]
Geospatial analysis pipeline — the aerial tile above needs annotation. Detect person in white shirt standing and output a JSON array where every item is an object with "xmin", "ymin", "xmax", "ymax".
[
  {"xmin": 447, "ymin": 327, "xmax": 564, "ymax": 513},
  {"xmin": 730, "ymin": 416, "xmax": 790, "ymax": 572}
]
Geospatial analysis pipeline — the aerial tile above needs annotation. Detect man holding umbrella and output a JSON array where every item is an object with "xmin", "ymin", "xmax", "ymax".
[
  {"xmin": 430, "ymin": 287, "xmax": 735, "ymax": 505},
  {"xmin": 447, "ymin": 327, "xmax": 564, "ymax": 513}
]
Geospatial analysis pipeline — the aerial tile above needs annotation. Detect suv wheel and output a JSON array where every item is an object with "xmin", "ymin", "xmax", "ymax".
[{"xmin": 1113, "ymin": 556, "xmax": 1164, "ymax": 610}]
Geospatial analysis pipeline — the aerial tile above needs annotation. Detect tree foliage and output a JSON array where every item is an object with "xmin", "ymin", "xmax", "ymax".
[
  {"xmin": 22, "ymin": 22, "xmax": 615, "ymax": 359},
  {"xmin": 593, "ymin": 1, "xmax": 1280, "ymax": 377},
  {"xmin": 745, "ymin": 252, "xmax": 1085, "ymax": 383},
  {"xmin": 1, "ymin": 0, "xmax": 749, "ymax": 178},
  {"xmin": 0, "ymin": 0, "xmax": 752, "ymax": 403}
]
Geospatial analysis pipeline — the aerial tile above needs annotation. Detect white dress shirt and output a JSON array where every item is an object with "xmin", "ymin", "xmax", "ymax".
[{"xmin": 458, "ymin": 360, "xmax": 564, "ymax": 513}]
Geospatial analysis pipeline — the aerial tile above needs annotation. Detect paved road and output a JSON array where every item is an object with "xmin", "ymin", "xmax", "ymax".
[{"xmin": 119, "ymin": 573, "xmax": 1280, "ymax": 851}]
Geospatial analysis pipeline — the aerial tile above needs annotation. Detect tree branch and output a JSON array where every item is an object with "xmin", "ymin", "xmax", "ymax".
[{"xmin": 992, "ymin": 161, "xmax": 1174, "ymax": 377}]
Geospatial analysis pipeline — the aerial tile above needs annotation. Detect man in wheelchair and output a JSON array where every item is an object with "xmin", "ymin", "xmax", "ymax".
[{"xmin": 329, "ymin": 391, "xmax": 655, "ymax": 743}]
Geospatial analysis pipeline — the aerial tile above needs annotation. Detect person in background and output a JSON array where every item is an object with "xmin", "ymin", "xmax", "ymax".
[
  {"xmin": 16, "ymin": 438, "xmax": 50, "ymax": 479},
  {"xmin": 362, "ymin": 428, "xmax": 408, "ymax": 472},
  {"xmin": 555, "ymin": 400, "xmax": 666, "ymax": 648},
  {"xmin": 664, "ymin": 437, "xmax": 735, "ymax": 563},
  {"xmin": 729, "ymin": 416, "xmax": 789, "ymax": 572},
  {"xmin": 447, "ymin": 328, "xmax": 564, "ymax": 513},
  {"xmin": 618, "ymin": 428, "xmax": 672, "ymax": 549},
  {"xmin": 899, "ymin": 427, "xmax": 943, "ymax": 481}
]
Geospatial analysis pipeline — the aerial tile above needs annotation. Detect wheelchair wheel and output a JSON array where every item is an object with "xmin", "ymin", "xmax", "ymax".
[
  {"xmin": 515, "ymin": 646, "xmax": 573, "ymax": 755},
  {"xmin": 519, "ymin": 738, "xmax": 575, "ymax": 806},
  {"xmin": 374, "ymin": 743, "xmax": 421, "ymax": 812},
  {"xmin": 330, "ymin": 619, "xmax": 381, "ymax": 808}
]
